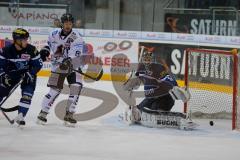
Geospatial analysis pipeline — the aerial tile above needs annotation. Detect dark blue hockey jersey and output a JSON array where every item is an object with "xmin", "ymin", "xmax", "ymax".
[{"xmin": 0, "ymin": 44, "xmax": 43, "ymax": 77}]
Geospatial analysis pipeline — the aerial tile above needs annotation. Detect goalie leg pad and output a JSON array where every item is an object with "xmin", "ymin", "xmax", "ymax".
[
  {"xmin": 140, "ymin": 111, "xmax": 181, "ymax": 129},
  {"xmin": 47, "ymin": 72, "xmax": 67, "ymax": 90},
  {"xmin": 140, "ymin": 111, "xmax": 198, "ymax": 130}
]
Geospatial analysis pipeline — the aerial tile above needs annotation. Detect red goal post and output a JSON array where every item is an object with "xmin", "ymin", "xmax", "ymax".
[{"xmin": 184, "ymin": 48, "xmax": 239, "ymax": 130}]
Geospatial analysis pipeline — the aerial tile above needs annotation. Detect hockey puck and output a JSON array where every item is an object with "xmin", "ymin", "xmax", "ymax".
[{"xmin": 209, "ymin": 121, "xmax": 214, "ymax": 126}]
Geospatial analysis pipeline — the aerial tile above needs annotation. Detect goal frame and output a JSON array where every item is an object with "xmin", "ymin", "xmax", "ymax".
[{"xmin": 184, "ymin": 48, "xmax": 238, "ymax": 130}]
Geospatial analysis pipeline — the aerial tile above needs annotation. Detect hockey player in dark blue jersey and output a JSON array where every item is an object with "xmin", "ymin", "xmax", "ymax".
[{"xmin": 0, "ymin": 28, "xmax": 43, "ymax": 126}]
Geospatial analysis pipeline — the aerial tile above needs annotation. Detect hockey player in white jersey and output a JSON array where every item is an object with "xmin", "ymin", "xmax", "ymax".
[{"xmin": 37, "ymin": 13, "xmax": 88, "ymax": 126}]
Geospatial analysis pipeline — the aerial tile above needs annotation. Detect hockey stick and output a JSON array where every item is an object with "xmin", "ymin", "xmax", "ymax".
[
  {"xmin": 0, "ymin": 72, "xmax": 33, "ymax": 113},
  {"xmin": 72, "ymin": 68, "xmax": 103, "ymax": 81},
  {"xmin": 0, "ymin": 108, "xmax": 15, "ymax": 124},
  {"xmin": 0, "ymin": 79, "xmax": 22, "ymax": 124},
  {"xmin": 54, "ymin": 57, "xmax": 103, "ymax": 81}
]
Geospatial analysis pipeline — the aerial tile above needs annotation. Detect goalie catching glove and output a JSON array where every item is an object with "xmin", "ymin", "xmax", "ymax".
[{"xmin": 169, "ymin": 86, "xmax": 191, "ymax": 103}]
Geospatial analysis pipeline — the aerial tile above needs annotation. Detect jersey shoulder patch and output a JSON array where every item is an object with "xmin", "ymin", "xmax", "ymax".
[
  {"xmin": 72, "ymin": 30, "xmax": 83, "ymax": 38},
  {"xmin": 51, "ymin": 29, "xmax": 61, "ymax": 37}
]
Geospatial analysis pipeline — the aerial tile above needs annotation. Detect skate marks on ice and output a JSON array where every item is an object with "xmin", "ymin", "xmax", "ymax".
[{"xmin": 54, "ymin": 85, "xmax": 119, "ymax": 121}]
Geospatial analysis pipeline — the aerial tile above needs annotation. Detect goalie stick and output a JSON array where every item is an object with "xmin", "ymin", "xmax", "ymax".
[
  {"xmin": 122, "ymin": 46, "xmax": 145, "ymax": 97},
  {"xmin": 124, "ymin": 46, "xmax": 145, "ymax": 87}
]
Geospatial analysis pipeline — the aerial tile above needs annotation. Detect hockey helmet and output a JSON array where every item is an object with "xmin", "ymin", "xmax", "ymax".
[
  {"xmin": 142, "ymin": 47, "xmax": 155, "ymax": 64},
  {"xmin": 12, "ymin": 28, "xmax": 29, "ymax": 40},
  {"xmin": 61, "ymin": 13, "xmax": 74, "ymax": 24}
]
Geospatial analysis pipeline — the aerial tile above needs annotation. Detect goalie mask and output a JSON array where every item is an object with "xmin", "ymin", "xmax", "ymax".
[{"xmin": 142, "ymin": 51, "xmax": 154, "ymax": 64}]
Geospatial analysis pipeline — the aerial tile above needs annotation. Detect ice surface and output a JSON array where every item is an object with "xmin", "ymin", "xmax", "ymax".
[{"xmin": 1, "ymin": 78, "xmax": 240, "ymax": 160}]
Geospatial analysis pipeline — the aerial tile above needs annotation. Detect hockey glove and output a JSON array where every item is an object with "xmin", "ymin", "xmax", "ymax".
[
  {"xmin": 40, "ymin": 46, "xmax": 50, "ymax": 62},
  {"xmin": 0, "ymin": 72, "xmax": 12, "ymax": 87},
  {"xmin": 59, "ymin": 57, "xmax": 72, "ymax": 70},
  {"xmin": 135, "ymin": 71, "xmax": 146, "ymax": 77}
]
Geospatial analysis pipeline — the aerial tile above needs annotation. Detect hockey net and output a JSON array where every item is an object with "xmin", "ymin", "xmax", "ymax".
[{"xmin": 184, "ymin": 48, "xmax": 240, "ymax": 130}]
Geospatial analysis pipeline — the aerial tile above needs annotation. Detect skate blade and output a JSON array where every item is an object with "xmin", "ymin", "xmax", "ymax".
[
  {"xmin": 36, "ymin": 119, "xmax": 47, "ymax": 125},
  {"xmin": 64, "ymin": 121, "xmax": 76, "ymax": 128}
]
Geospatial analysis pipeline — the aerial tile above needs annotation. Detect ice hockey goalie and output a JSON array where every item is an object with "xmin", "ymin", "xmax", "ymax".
[{"xmin": 123, "ymin": 47, "xmax": 197, "ymax": 130}]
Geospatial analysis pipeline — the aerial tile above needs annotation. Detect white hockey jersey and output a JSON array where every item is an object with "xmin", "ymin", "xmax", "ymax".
[
  {"xmin": 47, "ymin": 28, "xmax": 86, "ymax": 59},
  {"xmin": 47, "ymin": 29, "xmax": 88, "ymax": 70}
]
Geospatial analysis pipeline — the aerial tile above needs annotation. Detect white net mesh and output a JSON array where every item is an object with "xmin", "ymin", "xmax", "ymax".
[
  {"xmin": 185, "ymin": 49, "xmax": 239, "ymax": 129},
  {"xmin": 188, "ymin": 89, "xmax": 232, "ymax": 119}
]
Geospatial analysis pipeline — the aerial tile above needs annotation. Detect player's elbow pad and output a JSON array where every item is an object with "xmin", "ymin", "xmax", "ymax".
[{"xmin": 30, "ymin": 58, "xmax": 43, "ymax": 75}]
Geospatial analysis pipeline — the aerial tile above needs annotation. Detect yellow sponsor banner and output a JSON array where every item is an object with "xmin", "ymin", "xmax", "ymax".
[
  {"xmin": 37, "ymin": 70, "xmax": 126, "ymax": 81},
  {"xmin": 37, "ymin": 70, "xmax": 232, "ymax": 94}
]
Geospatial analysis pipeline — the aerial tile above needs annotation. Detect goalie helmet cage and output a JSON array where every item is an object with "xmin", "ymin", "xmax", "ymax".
[{"xmin": 184, "ymin": 48, "xmax": 239, "ymax": 130}]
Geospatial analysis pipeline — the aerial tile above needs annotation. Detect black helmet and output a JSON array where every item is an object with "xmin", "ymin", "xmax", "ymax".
[
  {"xmin": 12, "ymin": 28, "xmax": 29, "ymax": 40},
  {"xmin": 61, "ymin": 13, "xmax": 74, "ymax": 23}
]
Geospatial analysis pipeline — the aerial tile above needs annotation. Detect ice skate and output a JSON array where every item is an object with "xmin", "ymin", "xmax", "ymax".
[
  {"xmin": 37, "ymin": 110, "xmax": 48, "ymax": 125},
  {"xmin": 63, "ymin": 111, "xmax": 77, "ymax": 127},
  {"xmin": 15, "ymin": 113, "xmax": 25, "ymax": 128}
]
